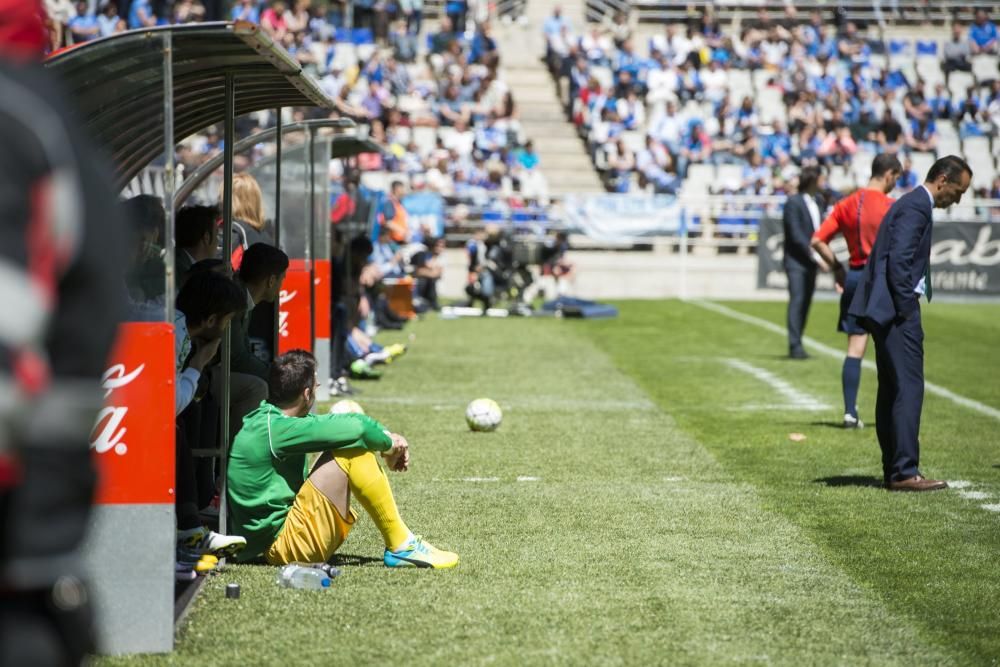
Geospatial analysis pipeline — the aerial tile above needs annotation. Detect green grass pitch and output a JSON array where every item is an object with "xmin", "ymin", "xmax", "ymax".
[{"xmin": 100, "ymin": 299, "xmax": 1000, "ymax": 666}]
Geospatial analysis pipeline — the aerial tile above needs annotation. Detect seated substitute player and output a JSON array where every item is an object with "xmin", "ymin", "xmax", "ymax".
[
  {"xmin": 810, "ymin": 152, "xmax": 901, "ymax": 429},
  {"xmin": 228, "ymin": 350, "xmax": 458, "ymax": 569}
]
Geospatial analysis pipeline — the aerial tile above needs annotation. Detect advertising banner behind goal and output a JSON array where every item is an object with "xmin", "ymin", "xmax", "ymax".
[{"xmin": 757, "ymin": 217, "xmax": 1000, "ymax": 295}]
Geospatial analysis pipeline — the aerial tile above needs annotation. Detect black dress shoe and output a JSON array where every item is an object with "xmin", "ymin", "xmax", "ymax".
[{"xmin": 789, "ymin": 348, "xmax": 809, "ymax": 359}]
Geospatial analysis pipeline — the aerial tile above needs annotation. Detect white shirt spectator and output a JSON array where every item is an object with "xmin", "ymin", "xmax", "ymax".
[
  {"xmin": 445, "ymin": 127, "xmax": 476, "ymax": 156},
  {"xmin": 670, "ymin": 33, "xmax": 693, "ymax": 66},
  {"xmin": 761, "ymin": 39, "xmax": 788, "ymax": 68},
  {"xmin": 646, "ymin": 65, "xmax": 679, "ymax": 103},
  {"xmin": 701, "ymin": 65, "xmax": 729, "ymax": 103},
  {"xmin": 648, "ymin": 110, "xmax": 684, "ymax": 147},
  {"xmin": 580, "ymin": 30, "xmax": 612, "ymax": 61}
]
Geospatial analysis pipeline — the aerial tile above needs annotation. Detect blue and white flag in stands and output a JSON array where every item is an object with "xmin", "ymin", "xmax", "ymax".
[
  {"xmin": 562, "ymin": 194, "xmax": 685, "ymax": 243},
  {"xmin": 403, "ymin": 191, "xmax": 445, "ymax": 241}
]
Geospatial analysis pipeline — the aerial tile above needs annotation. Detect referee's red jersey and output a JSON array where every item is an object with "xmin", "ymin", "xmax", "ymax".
[{"xmin": 812, "ymin": 188, "xmax": 895, "ymax": 268}]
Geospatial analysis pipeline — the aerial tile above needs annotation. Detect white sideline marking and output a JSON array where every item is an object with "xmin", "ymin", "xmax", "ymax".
[
  {"xmin": 359, "ymin": 395, "xmax": 656, "ymax": 412},
  {"xmin": 462, "ymin": 477, "xmax": 499, "ymax": 482},
  {"xmin": 959, "ymin": 490, "xmax": 991, "ymax": 501},
  {"xmin": 980, "ymin": 504, "xmax": 1000, "ymax": 513},
  {"xmin": 516, "ymin": 476, "xmax": 540, "ymax": 482},
  {"xmin": 724, "ymin": 358, "xmax": 831, "ymax": 411},
  {"xmin": 948, "ymin": 480, "xmax": 973, "ymax": 489},
  {"xmin": 663, "ymin": 476, "xmax": 685, "ymax": 482},
  {"xmin": 693, "ymin": 300, "xmax": 1000, "ymax": 423}
]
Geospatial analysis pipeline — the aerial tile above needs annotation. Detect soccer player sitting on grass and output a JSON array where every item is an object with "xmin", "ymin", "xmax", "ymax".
[{"xmin": 227, "ymin": 350, "xmax": 458, "ymax": 569}]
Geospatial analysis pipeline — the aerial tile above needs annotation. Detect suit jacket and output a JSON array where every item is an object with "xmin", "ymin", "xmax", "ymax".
[
  {"xmin": 782, "ymin": 193, "xmax": 820, "ymax": 270},
  {"xmin": 175, "ymin": 249, "xmax": 195, "ymax": 284},
  {"xmin": 849, "ymin": 186, "xmax": 933, "ymax": 328},
  {"xmin": 229, "ymin": 283, "xmax": 269, "ymax": 379}
]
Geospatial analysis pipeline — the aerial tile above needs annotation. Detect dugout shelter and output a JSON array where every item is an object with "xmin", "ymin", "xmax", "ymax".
[{"xmin": 44, "ymin": 21, "xmax": 336, "ymax": 654}]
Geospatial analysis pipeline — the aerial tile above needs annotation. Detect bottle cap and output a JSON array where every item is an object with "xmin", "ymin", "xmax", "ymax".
[{"xmin": 225, "ymin": 583, "xmax": 241, "ymax": 599}]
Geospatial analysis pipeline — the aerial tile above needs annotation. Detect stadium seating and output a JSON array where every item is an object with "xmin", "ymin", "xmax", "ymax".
[{"xmin": 544, "ymin": 3, "xmax": 1000, "ymax": 202}]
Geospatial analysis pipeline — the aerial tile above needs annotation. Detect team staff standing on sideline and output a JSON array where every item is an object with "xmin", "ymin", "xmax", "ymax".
[
  {"xmin": 811, "ymin": 153, "xmax": 902, "ymax": 429},
  {"xmin": 782, "ymin": 166, "xmax": 825, "ymax": 360},
  {"xmin": 849, "ymin": 156, "xmax": 972, "ymax": 492}
]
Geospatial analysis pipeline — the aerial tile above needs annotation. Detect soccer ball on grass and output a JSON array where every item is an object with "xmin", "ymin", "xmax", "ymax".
[
  {"xmin": 465, "ymin": 398, "xmax": 502, "ymax": 432},
  {"xmin": 329, "ymin": 399, "xmax": 365, "ymax": 415}
]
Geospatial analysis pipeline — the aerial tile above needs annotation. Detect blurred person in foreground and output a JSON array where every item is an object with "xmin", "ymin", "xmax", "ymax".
[
  {"xmin": 849, "ymin": 156, "xmax": 971, "ymax": 492},
  {"xmin": 228, "ymin": 350, "xmax": 458, "ymax": 569},
  {"xmin": 811, "ymin": 153, "xmax": 901, "ymax": 429},
  {"xmin": 0, "ymin": 1, "xmax": 126, "ymax": 663}
]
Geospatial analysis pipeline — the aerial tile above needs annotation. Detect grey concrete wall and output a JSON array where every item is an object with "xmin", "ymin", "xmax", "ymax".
[{"xmin": 83, "ymin": 504, "xmax": 175, "ymax": 654}]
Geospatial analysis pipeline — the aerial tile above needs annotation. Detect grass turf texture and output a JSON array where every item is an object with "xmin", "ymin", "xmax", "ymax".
[{"xmin": 99, "ymin": 300, "xmax": 1000, "ymax": 666}]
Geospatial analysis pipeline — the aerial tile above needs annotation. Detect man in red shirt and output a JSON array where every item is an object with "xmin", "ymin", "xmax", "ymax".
[{"xmin": 811, "ymin": 153, "xmax": 902, "ymax": 429}]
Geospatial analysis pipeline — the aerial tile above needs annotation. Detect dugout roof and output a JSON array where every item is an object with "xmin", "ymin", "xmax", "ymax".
[{"xmin": 45, "ymin": 22, "xmax": 334, "ymax": 189}]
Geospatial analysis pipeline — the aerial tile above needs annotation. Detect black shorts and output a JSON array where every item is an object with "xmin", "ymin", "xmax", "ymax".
[{"xmin": 838, "ymin": 267, "xmax": 867, "ymax": 335}]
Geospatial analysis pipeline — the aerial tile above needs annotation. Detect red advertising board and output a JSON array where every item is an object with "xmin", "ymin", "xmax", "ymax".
[
  {"xmin": 314, "ymin": 258, "xmax": 331, "ymax": 339},
  {"xmin": 89, "ymin": 322, "xmax": 175, "ymax": 505},
  {"xmin": 279, "ymin": 258, "xmax": 312, "ymax": 354}
]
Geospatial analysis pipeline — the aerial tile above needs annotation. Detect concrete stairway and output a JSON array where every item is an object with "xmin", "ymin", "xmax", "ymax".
[{"xmin": 496, "ymin": 1, "xmax": 604, "ymax": 196}]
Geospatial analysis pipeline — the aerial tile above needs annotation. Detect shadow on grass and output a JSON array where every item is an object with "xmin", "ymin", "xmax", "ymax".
[
  {"xmin": 329, "ymin": 553, "xmax": 384, "ymax": 568},
  {"xmin": 813, "ymin": 475, "xmax": 884, "ymax": 489},
  {"xmin": 809, "ymin": 421, "xmax": 849, "ymax": 429}
]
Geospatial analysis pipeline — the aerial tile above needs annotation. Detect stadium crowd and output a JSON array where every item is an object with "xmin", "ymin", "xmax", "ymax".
[
  {"xmin": 544, "ymin": 5, "xmax": 1000, "ymax": 198},
  {"xmin": 56, "ymin": 0, "xmax": 547, "ymax": 214}
]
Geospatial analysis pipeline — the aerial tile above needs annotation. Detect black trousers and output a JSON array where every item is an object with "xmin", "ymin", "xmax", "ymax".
[
  {"xmin": 871, "ymin": 310, "xmax": 925, "ymax": 483},
  {"xmin": 785, "ymin": 263, "xmax": 816, "ymax": 354}
]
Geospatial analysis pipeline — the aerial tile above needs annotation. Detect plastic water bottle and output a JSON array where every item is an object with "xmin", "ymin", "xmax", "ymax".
[
  {"xmin": 311, "ymin": 563, "xmax": 342, "ymax": 579},
  {"xmin": 275, "ymin": 564, "xmax": 330, "ymax": 590}
]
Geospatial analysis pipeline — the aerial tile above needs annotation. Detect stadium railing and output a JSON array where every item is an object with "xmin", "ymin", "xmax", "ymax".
[{"xmin": 588, "ymin": 0, "xmax": 1000, "ymax": 26}]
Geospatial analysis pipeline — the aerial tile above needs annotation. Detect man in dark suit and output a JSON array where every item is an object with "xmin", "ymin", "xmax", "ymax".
[
  {"xmin": 849, "ymin": 156, "xmax": 972, "ymax": 492},
  {"xmin": 175, "ymin": 204, "xmax": 219, "ymax": 287},
  {"xmin": 783, "ymin": 166, "xmax": 824, "ymax": 359}
]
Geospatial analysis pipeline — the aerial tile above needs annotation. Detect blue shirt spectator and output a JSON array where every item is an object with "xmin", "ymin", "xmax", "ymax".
[
  {"xmin": 402, "ymin": 189, "xmax": 445, "ymax": 240},
  {"xmin": 762, "ymin": 125, "xmax": 792, "ymax": 162},
  {"xmin": 927, "ymin": 86, "xmax": 952, "ymax": 119},
  {"xmin": 68, "ymin": 3, "xmax": 99, "ymax": 42},
  {"xmin": 128, "ymin": 0, "xmax": 155, "ymax": 29},
  {"xmin": 969, "ymin": 10, "xmax": 998, "ymax": 52},
  {"xmin": 543, "ymin": 8, "xmax": 568, "ymax": 37},
  {"xmin": 230, "ymin": 0, "xmax": 260, "ymax": 23},
  {"xmin": 97, "ymin": 4, "xmax": 123, "ymax": 37},
  {"xmin": 897, "ymin": 166, "xmax": 918, "ymax": 191}
]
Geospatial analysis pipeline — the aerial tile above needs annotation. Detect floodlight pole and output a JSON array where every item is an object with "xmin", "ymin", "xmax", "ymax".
[
  {"xmin": 220, "ymin": 72, "xmax": 236, "ymax": 535},
  {"xmin": 162, "ymin": 31, "xmax": 175, "ymax": 323},
  {"xmin": 273, "ymin": 106, "xmax": 283, "ymax": 358}
]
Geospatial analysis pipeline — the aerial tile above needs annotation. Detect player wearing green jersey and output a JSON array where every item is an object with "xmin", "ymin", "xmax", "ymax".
[{"xmin": 228, "ymin": 350, "xmax": 458, "ymax": 569}]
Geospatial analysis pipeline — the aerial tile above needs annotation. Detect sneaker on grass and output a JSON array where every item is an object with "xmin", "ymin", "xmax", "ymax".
[
  {"xmin": 384, "ymin": 536, "xmax": 459, "ymax": 569},
  {"xmin": 350, "ymin": 359, "xmax": 382, "ymax": 380},
  {"xmin": 843, "ymin": 413, "xmax": 864, "ymax": 429},
  {"xmin": 177, "ymin": 526, "xmax": 246, "ymax": 558},
  {"xmin": 384, "ymin": 343, "xmax": 407, "ymax": 362}
]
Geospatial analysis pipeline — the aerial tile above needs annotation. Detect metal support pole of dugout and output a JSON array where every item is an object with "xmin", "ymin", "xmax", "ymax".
[
  {"xmin": 306, "ymin": 126, "xmax": 316, "ymax": 366},
  {"xmin": 162, "ymin": 31, "xmax": 176, "ymax": 323},
  {"xmin": 219, "ymin": 72, "xmax": 235, "ymax": 535},
  {"xmin": 273, "ymin": 106, "xmax": 283, "ymax": 359}
]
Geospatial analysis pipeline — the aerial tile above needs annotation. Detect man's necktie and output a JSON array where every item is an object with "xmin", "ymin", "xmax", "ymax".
[{"xmin": 925, "ymin": 264, "xmax": 933, "ymax": 302}]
